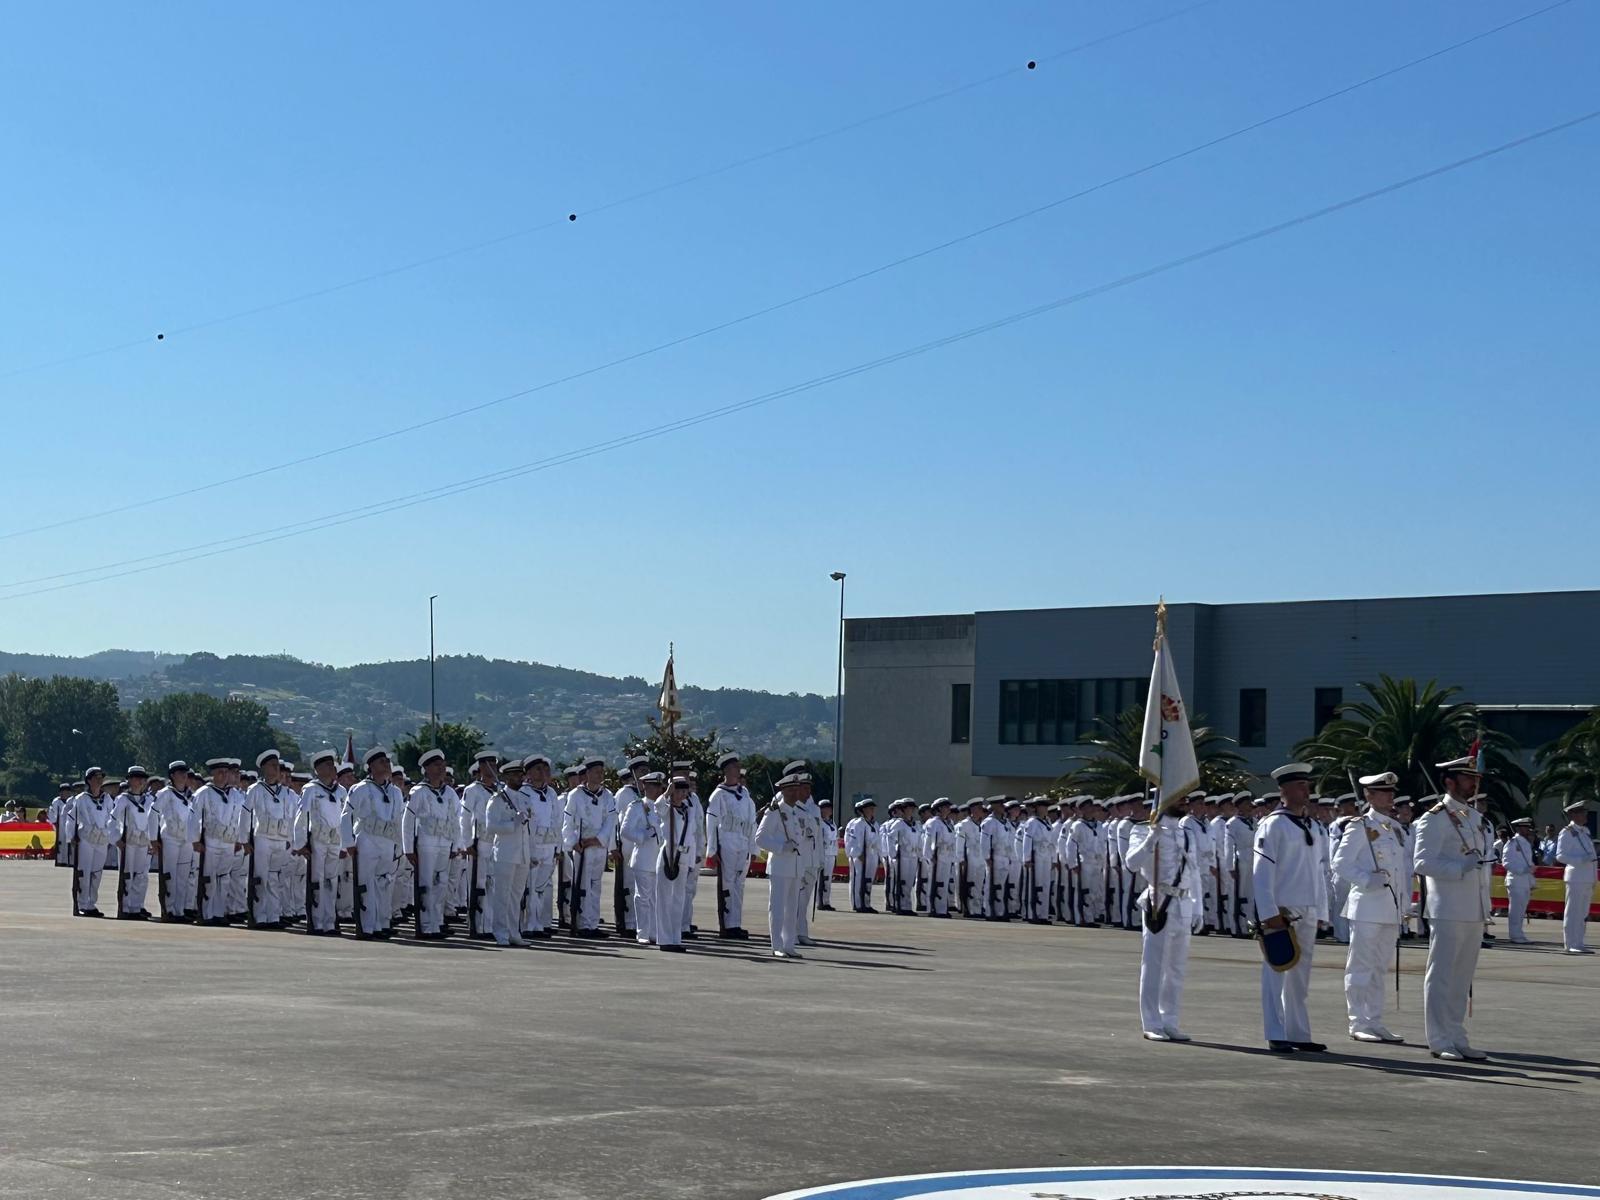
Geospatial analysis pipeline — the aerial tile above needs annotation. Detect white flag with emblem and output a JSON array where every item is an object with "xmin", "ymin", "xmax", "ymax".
[
  {"xmin": 1138, "ymin": 601, "xmax": 1199, "ymax": 817},
  {"xmin": 658, "ymin": 648, "xmax": 683, "ymax": 726}
]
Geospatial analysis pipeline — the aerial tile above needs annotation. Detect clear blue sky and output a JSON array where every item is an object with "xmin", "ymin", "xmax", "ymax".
[{"xmin": 1, "ymin": 1, "xmax": 1595, "ymax": 696}]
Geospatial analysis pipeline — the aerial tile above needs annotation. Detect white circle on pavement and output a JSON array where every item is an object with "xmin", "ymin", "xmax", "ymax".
[{"xmin": 762, "ymin": 1167, "xmax": 1600, "ymax": 1200}]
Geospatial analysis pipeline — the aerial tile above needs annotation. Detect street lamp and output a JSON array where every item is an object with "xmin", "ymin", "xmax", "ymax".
[
  {"xmin": 428, "ymin": 595, "xmax": 439, "ymax": 747},
  {"xmin": 830, "ymin": 571, "xmax": 846, "ymax": 808}
]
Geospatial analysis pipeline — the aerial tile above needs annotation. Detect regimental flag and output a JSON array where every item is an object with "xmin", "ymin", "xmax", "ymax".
[
  {"xmin": 658, "ymin": 647, "xmax": 683, "ymax": 728},
  {"xmin": 344, "ymin": 731, "xmax": 356, "ymax": 768},
  {"xmin": 1138, "ymin": 600, "xmax": 1200, "ymax": 819}
]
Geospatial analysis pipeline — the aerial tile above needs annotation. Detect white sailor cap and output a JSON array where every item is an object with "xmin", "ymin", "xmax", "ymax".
[
  {"xmin": 617, "ymin": 767, "xmax": 633, "ymax": 782},
  {"xmin": 1270, "ymin": 762, "xmax": 1314, "ymax": 784},
  {"xmin": 501, "ymin": 756, "xmax": 525, "ymax": 771},
  {"xmin": 853, "ymin": 797, "xmax": 876, "ymax": 811},
  {"xmin": 716, "ymin": 752, "xmax": 740, "ymax": 769},
  {"xmin": 255, "ymin": 749, "xmax": 280, "ymax": 768},
  {"xmin": 126, "ymin": 764, "xmax": 149, "ymax": 778},
  {"xmin": 418, "ymin": 748, "xmax": 446, "ymax": 769},
  {"xmin": 563, "ymin": 764, "xmax": 581, "ymax": 778},
  {"xmin": 1393, "ymin": 794, "xmax": 1413, "ymax": 806},
  {"xmin": 1336, "ymin": 792, "xmax": 1358, "ymax": 804},
  {"xmin": 583, "ymin": 756, "xmax": 606, "ymax": 771},
  {"xmin": 1564, "ymin": 799, "xmax": 1589, "ymax": 813},
  {"xmin": 1511, "ymin": 817, "xmax": 1534, "ymax": 827},
  {"xmin": 240, "ymin": 770, "xmax": 258, "ymax": 782},
  {"xmin": 337, "ymin": 761, "xmax": 356, "ymax": 775},
  {"xmin": 778, "ymin": 771, "xmax": 812, "ymax": 788},
  {"xmin": 167, "ymin": 760, "xmax": 190, "ymax": 774},
  {"xmin": 627, "ymin": 754, "xmax": 651, "ymax": 771},
  {"xmin": 1186, "ymin": 790, "xmax": 1206, "ymax": 801},
  {"xmin": 932, "ymin": 796, "xmax": 953, "ymax": 809},
  {"xmin": 670, "ymin": 759, "xmax": 693, "ymax": 770},
  {"xmin": 1359, "ymin": 771, "xmax": 1399, "ymax": 789},
  {"xmin": 818, "ymin": 797, "xmax": 833, "ymax": 807},
  {"xmin": 472, "ymin": 750, "xmax": 499, "ymax": 765},
  {"xmin": 1003, "ymin": 798, "xmax": 1022, "ymax": 810},
  {"xmin": 281, "ymin": 761, "xmax": 295, "ymax": 772},
  {"xmin": 311, "ymin": 750, "xmax": 338, "ymax": 768},
  {"xmin": 640, "ymin": 771, "xmax": 666, "ymax": 785},
  {"xmin": 290, "ymin": 771, "xmax": 311, "ymax": 782},
  {"xmin": 1256, "ymin": 793, "xmax": 1278, "ymax": 806},
  {"xmin": 523, "ymin": 754, "xmax": 551, "ymax": 770},
  {"xmin": 205, "ymin": 757, "xmax": 231, "ymax": 770},
  {"xmin": 782, "ymin": 759, "xmax": 807, "ymax": 775},
  {"xmin": 1436, "ymin": 756, "xmax": 1483, "ymax": 776},
  {"xmin": 363, "ymin": 746, "xmax": 390, "ymax": 767}
]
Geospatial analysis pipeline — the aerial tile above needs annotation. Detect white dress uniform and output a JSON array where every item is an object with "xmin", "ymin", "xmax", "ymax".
[
  {"xmin": 1328, "ymin": 814, "xmax": 1356, "ymax": 943},
  {"xmin": 347, "ymin": 775, "xmax": 403, "ymax": 937},
  {"xmin": 620, "ymin": 792, "xmax": 663, "ymax": 945},
  {"xmin": 1006, "ymin": 815, "xmax": 1026, "ymax": 917},
  {"xmin": 843, "ymin": 811, "xmax": 880, "ymax": 912},
  {"xmin": 246, "ymin": 779, "xmax": 295, "ymax": 926},
  {"xmin": 792, "ymin": 795, "xmax": 824, "ymax": 943},
  {"xmin": 66, "ymin": 788, "xmax": 117, "ymax": 914},
  {"xmin": 403, "ymin": 780, "xmax": 461, "ymax": 937},
  {"xmin": 654, "ymin": 796, "xmax": 696, "ymax": 948},
  {"xmin": 562, "ymin": 784, "xmax": 616, "ymax": 934},
  {"xmin": 1225, "ymin": 810, "xmax": 1255, "ymax": 936},
  {"xmin": 1252, "ymin": 806, "xmax": 1323, "ymax": 1046},
  {"xmin": 1180, "ymin": 811, "xmax": 1214, "ymax": 933},
  {"xmin": 953, "ymin": 807, "xmax": 985, "ymax": 917},
  {"xmin": 1330, "ymin": 810, "xmax": 1407, "ymax": 1038},
  {"xmin": 459, "ymin": 779, "xmax": 497, "ymax": 936},
  {"xmin": 1115, "ymin": 814, "xmax": 1139, "ymax": 928},
  {"xmin": 706, "ymin": 778, "xmax": 758, "ymax": 933},
  {"xmin": 1126, "ymin": 812, "xmax": 1199, "ymax": 1039},
  {"xmin": 1554, "ymin": 818, "xmax": 1597, "ymax": 953},
  {"xmin": 485, "ymin": 783, "xmax": 533, "ymax": 945},
  {"xmin": 521, "ymin": 777, "xmax": 563, "ymax": 935},
  {"xmin": 1413, "ymin": 790, "xmax": 1493, "ymax": 1056},
  {"xmin": 756, "ymin": 796, "xmax": 811, "ymax": 957},
  {"xmin": 153, "ymin": 779, "xmax": 200, "ymax": 918},
  {"xmin": 226, "ymin": 782, "xmax": 253, "ymax": 918},
  {"xmin": 675, "ymin": 787, "xmax": 704, "ymax": 935},
  {"xmin": 891, "ymin": 812, "xmax": 922, "ymax": 915},
  {"xmin": 195, "ymin": 780, "xmax": 241, "ymax": 923},
  {"xmin": 110, "ymin": 787, "xmax": 158, "ymax": 916},
  {"xmin": 921, "ymin": 809, "xmax": 958, "ymax": 916},
  {"xmin": 1068, "ymin": 814, "xmax": 1108, "ymax": 925},
  {"xmin": 978, "ymin": 809, "xmax": 1016, "ymax": 921},
  {"xmin": 298, "ymin": 776, "xmax": 348, "ymax": 933},
  {"xmin": 1499, "ymin": 829, "xmax": 1536, "ymax": 943},
  {"xmin": 815, "ymin": 810, "xmax": 837, "ymax": 911},
  {"xmin": 611, "ymin": 781, "xmax": 641, "ymax": 935},
  {"xmin": 1019, "ymin": 809, "xmax": 1055, "ymax": 922},
  {"xmin": 1210, "ymin": 811, "xmax": 1233, "ymax": 932},
  {"xmin": 48, "ymin": 794, "xmax": 71, "ymax": 867}
]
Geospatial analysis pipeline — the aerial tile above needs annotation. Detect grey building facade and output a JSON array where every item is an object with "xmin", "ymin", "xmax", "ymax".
[{"xmin": 841, "ymin": 590, "xmax": 1600, "ymax": 818}]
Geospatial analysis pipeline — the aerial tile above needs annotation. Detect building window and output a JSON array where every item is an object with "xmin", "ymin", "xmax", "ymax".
[
  {"xmin": 1313, "ymin": 687, "xmax": 1343, "ymax": 734},
  {"xmin": 1239, "ymin": 688, "xmax": 1267, "ymax": 748},
  {"xmin": 950, "ymin": 683, "xmax": 971, "ymax": 744},
  {"xmin": 998, "ymin": 677, "xmax": 1148, "ymax": 745}
]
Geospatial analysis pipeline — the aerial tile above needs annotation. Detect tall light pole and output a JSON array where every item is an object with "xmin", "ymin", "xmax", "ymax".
[
  {"xmin": 830, "ymin": 571, "xmax": 846, "ymax": 807},
  {"xmin": 428, "ymin": 595, "xmax": 439, "ymax": 746}
]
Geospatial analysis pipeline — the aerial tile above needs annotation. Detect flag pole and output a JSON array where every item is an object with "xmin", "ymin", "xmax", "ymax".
[{"xmin": 667, "ymin": 642, "xmax": 675, "ymax": 740}]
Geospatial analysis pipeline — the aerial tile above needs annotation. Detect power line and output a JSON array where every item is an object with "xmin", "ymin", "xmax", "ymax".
[
  {"xmin": 2, "ymin": 107, "xmax": 1591, "ymax": 602},
  {"xmin": 0, "ymin": 0, "xmax": 1221, "ymax": 385},
  {"xmin": 0, "ymin": 0, "xmax": 1573, "ymax": 549}
]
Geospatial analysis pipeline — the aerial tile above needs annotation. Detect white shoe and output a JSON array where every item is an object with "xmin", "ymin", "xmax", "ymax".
[
  {"xmin": 772, "ymin": 950, "xmax": 787, "ymax": 959},
  {"xmin": 1350, "ymin": 1029, "xmax": 1383, "ymax": 1043},
  {"xmin": 1163, "ymin": 1028, "xmax": 1191, "ymax": 1043},
  {"xmin": 1142, "ymin": 1030, "xmax": 1171, "ymax": 1042},
  {"xmin": 1564, "ymin": 947, "xmax": 1594, "ymax": 955},
  {"xmin": 1371, "ymin": 1026, "xmax": 1404, "ymax": 1044}
]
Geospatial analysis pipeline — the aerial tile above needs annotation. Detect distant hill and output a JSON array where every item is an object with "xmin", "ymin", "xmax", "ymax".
[{"xmin": 0, "ymin": 649, "xmax": 833, "ymax": 760}]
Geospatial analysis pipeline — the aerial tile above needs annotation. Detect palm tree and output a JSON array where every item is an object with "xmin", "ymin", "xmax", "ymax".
[
  {"xmin": 1063, "ymin": 704, "xmax": 1251, "ymax": 798},
  {"xmin": 1294, "ymin": 675, "xmax": 1527, "ymax": 819},
  {"xmin": 1531, "ymin": 707, "xmax": 1600, "ymax": 810}
]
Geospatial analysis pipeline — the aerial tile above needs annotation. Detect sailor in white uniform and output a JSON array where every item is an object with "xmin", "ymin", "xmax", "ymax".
[
  {"xmin": 297, "ymin": 751, "xmax": 349, "ymax": 935},
  {"xmin": 756, "ymin": 771, "xmax": 814, "ymax": 958},
  {"xmin": 1500, "ymin": 817, "xmax": 1537, "ymax": 944},
  {"xmin": 979, "ymin": 798, "xmax": 1016, "ymax": 922},
  {"xmin": 562, "ymin": 757, "xmax": 616, "ymax": 938},
  {"xmin": 1126, "ymin": 796, "xmax": 1199, "ymax": 1042},
  {"xmin": 1330, "ymin": 771, "xmax": 1407, "ymax": 1042},
  {"xmin": 348, "ymin": 747, "xmax": 404, "ymax": 939},
  {"xmin": 109, "ymin": 766, "xmax": 158, "ymax": 919},
  {"xmin": 66, "ymin": 767, "xmax": 116, "ymax": 916},
  {"xmin": 620, "ymin": 771, "xmax": 666, "ymax": 945},
  {"xmin": 1555, "ymin": 800, "xmax": 1597, "ymax": 954},
  {"xmin": 1252, "ymin": 764, "xmax": 1327, "ymax": 1054},
  {"xmin": 921, "ymin": 797, "xmax": 959, "ymax": 917},
  {"xmin": 843, "ymin": 799, "xmax": 880, "ymax": 913},
  {"xmin": 519, "ymin": 755, "xmax": 563, "ymax": 938},
  {"xmin": 706, "ymin": 752, "xmax": 758, "ymax": 938}
]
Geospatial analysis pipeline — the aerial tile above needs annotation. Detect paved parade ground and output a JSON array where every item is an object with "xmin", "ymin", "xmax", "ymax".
[{"xmin": 4, "ymin": 861, "xmax": 1598, "ymax": 1199}]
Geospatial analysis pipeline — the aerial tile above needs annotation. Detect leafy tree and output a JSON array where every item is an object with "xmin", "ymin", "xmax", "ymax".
[
  {"xmin": 0, "ymin": 760, "xmax": 54, "ymax": 804},
  {"xmin": 1064, "ymin": 704, "xmax": 1251, "ymax": 797},
  {"xmin": 1531, "ymin": 707, "xmax": 1600, "ymax": 811},
  {"xmin": 0, "ymin": 673, "xmax": 132, "ymax": 781},
  {"xmin": 393, "ymin": 722, "xmax": 486, "ymax": 777},
  {"xmin": 620, "ymin": 720, "xmax": 727, "ymax": 796},
  {"xmin": 1294, "ymin": 675, "xmax": 1527, "ymax": 819},
  {"xmin": 129, "ymin": 692, "xmax": 299, "ymax": 771}
]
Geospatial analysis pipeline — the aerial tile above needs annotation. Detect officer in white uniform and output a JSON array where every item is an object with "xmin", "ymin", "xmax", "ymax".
[
  {"xmin": 979, "ymin": 798, "xmax": 1016, "ymax": 922},
  {"xmin": 348, "ymin": 747, "xmax": 404, "ymax": 939},
  {"xmin": 1554, "ymin": 800, "xmax": 1596, "ymax": 954},
  {"xmin": 485, "ymin": 757, "xmax": 533, "ymax": 946},
  {"xmin": 1413, "ymin": 757, "xmax": 1494, "ymax": 1060},
  {"xmin": 920, "ymin": 797, "xmax": 959, "ymax": 917},
  {"xmin": 756, "ymin": 771, "xmax": 813, "ymax": 958},
  {"xmin": 890, "ymin": 799, "xmax": 922, "ymax": 915},
  {"xmin": 519, "ymin": 755, "xmax": 562, "ymax": 938},
  {"xmin": 1126, "ymin": 797, "xmax": 1200, "ymax": 1041},
  {"xmin": 65, "ymin": 767, "xmax": 115, "ymax": 916},
  {"xmin": 562, "ymin": 757, "xmax": 615, "ymax": 937},
  {"xmin": 1500, "ymin": 817, "xmax": 1536, "ymax": 944},
  {"xmin": 297, "ymin": 751, "xmax": 348, "ymax": 935},
  {"xmin": 706, "ymin": 751, "xmax": 758, "ymax": 938},
  {"xmin": 612, "ymin": 760, "xmax": 648, "ymax": 937},
  {"xmin": 843, "ymin": 799, "xmax": 880, "ymax": 913},
  {"xmin": 1179, "ymin": 792, "xmax": 1215, "ymax": 935},
  {"xmin": 1253, "ymin": 763, "xmax": 1326, "ymax": 1054},
  {"xmin": 1330, "ymin": 771, "xmax": 1407, "ymax": 1042},
  {"xmin": 403, "ymin": 749, "xmax": 461, "ymax": 939},
  {"xmin": 109, "ymin": 766, "xmax": 158, "ymax": 919},
  {"xmin": 620, "ymin": 771, "xmax": 666, "ymax": 945},
  {"xmin": 246, "ymin": 750, "xmax": 295, "ymax": 929},
  {"xmin": 1013, "ymin": 797, "xmax": 1049, "ymax": 925}
]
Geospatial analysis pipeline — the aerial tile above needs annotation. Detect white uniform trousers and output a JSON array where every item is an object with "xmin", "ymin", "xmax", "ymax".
[
  {"xmin": 250, "ymin": 837, "xmax": 291, "ymax": 924},
  {"xmin": 654, "ymin": 860, "xmax": 689, "ymax": 946},
  {"xmin": 1423, "ymin": 918, "xmax": 1482, "ymax": 1051},
  {"xmin": 570, "ymin": 846, "xmax": 605, "ymax": 931},
  {"xmin": 796, "ymin": 875, "xmax": 814, "ymax": 940},
  {"xmin": 680, "ymin": 853, "xmax": 700, "ymax": 933},
  {"xmin": 492, "ymin": 857, "xmax": 530, "ymax": 944},
  {"xmin": 413, "ymin": 843, "xmax": 451, "ymax": 935},
  {"xmin": 849, "ymin": 858, "xmax": 876, "ymax": 911},
  {"xmin": 1330, "ymin": 879, "xmax": 1352, "ymax": 942},
  {"xmin": 1081, "ymin": 866, "xmax": 1105, "ymax": 923},
  {"xmin": 769, "ymin": 873, "xmax": 806, "ymax": 955},
  {"xmin": 890, "ymin": 851, "xmax": 916, "ymax": 913},
  {"xmin": 74, "ymin": 841, "xmax": 108, "ymax": 912},
  {"xmin": 1200, "ymin": 877, "xmax": 1217, "ymax": 931},
  {"xmin": 1024, "ymin": 849, "xmax": 1052, "ymax": 920},
  {"xmin": 718, "ymin": 853, "xmax": 751, "ymax": 929},
  {"xmin": 1229, "ymin": 876, "xmax": 1252, "ymax": 936},
  {"xmin": 613, "ymin": 857, "xmax": 635, "ymax": 932},
  {"xmin": 1564, "ymin": 869, "xmax": 1595, "ymax": 950},
  {"xmin": 284, "ymin": 850, "xmax": 307, "ymax": 918},
  {"xmin": 1139, "ymin": 896, "xmax": 1193, "ymax": 1034},
  {"xmin": 629, "ymin": 862, "xmax": 657, "ymax": 944},
  {"xmin": 307, "ymin": 845, "xmax": 342, "ymax": 932},
  {"xmin": 450, "ymin": 854, "xmax": 469, "ymax": 911},
  {"xmin": 1006, "ymin": 859, "xmax": 1024, "ymax": 916},
  {"xmin": 200, "ymin": 844, "xmax": 233, "ymax": 921},
  {"xmin": 117, "ymin": 843, "xmax": 152, "ymax": 914},
  {"xmin": 336, "ymin": 854, "xmax": 354, "ymax": 919},
  {"xmin": 157, "ymin": 837, "xmax": 194, "ymax": 917},
  {"xmin": 353, "ymin": 836, "xmax": 396, "ymax": 935},
  {"xmin": 927, "ymin": 861, "xmax": 955, "ymax": 916},
  {"xmin": 1344, "ymin": 920, "xmax": 1398, "ymax": 1032},
  {"xmin": 1260, "ymin": 904, "xmax": 1317, "ymax": 1043},
  {"xmin": 1505, "ymin": 874, "xmax": 1532, "ymax": 941},
  {"xmin": 525, "ymin": 851, "xmax": 556, "ymax": 933},
  {"xmin": 392, "ymin": 854, "xmax": 413, "ymax": 913}
]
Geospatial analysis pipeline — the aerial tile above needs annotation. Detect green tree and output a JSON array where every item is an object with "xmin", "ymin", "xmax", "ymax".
[
  {"xmin": 1064, "ymin": 704, "xmax": 1251, "ymax": 798},
  {"xmin": 1294, "ymin": 675, "xmax": 1527, "ymax": 818},
  {"xmin": 620, "ymin": 720, "xmax": 726, "ymax": 796},
  {"xmin": 1531, "ymin": 707, "xmax": 1600, "ymax": 811},
  {"xmin": 393, "ymin": 721, "xmax": 486, "ymax": 777},
  {"xmin": 0, "ymin": 673, "xmax": 132, "ymax": 781},
  {"xmin": 129, "ymin": 692, "xmax": 299, "ymax": 771},
  {"xmin": 0, "ymin": 760, "xmax": 54, "ymax": 805}
]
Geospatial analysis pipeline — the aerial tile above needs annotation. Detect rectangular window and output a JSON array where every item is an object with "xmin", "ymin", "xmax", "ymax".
[
  {"xmin": 1019, "ymin": 680, "xmax": 1039, "ymax": 744},
  {"xmin": 1000, "ymin": 681, "xmax": 1020, "ymax": 744},
  {"xmin": 1313, "ymin": 686, "xmax": 1343, "ymax": 734},
  {"xmin": 1038, "ymin": 679, "xmax": 1058, "ymax": 745},
  {"xmin": 1057, "ymin": 682, "xmax": 1078, "ymax": 744},
  {"xmin": 1118, "ymin": 677, "xmax": 1142, "ymax": 716},
  {"xmin": 1239, "ymin": 688, "xmax": 1267, "ymax": 748},
  {"xmin": 950, "ymin": 683, "xmax": 971, "ymax": 744}
]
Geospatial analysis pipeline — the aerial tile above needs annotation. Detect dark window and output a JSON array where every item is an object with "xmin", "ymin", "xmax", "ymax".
[
  {"xmin": 1313, "ymin": 687, "xmax": 1343, "ymax": 734},
  {"xmin": 1019, "ymin": 680, "xmax": 1039, "ymax": 744},
  {"xmin": 1000, "ymin": 681, "xmax": 1019, "ymax": 744},
  {"xmin": 1239, "ymin": 688, "xmax": 1267, "ymax": 748},
  {"xmin": 1119, "ymin": 677, "xmax": 1142, "ymax": 716},
  {"xmin": 998, "ymin": 677, "xmax": 1148, "ymax": 744},
  {"xmin": 1076, "ymin": 679, "xmax": 1096, "ymax": 741},
  {"xmin": 950, "ymin": 683, "xmax": 971, "ymax": 744},
  {"xmin": 1057, "ymin": 682, "xmax": 1078, "ymax": 744}
]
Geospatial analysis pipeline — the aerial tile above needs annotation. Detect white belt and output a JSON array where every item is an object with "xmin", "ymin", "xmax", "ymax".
[
  {"xmin": 420, "ymin": 817, "xmax": 454, "ymax": 839},
  {"xmin": 80, "ymin": 828, "xmax": 110, "ymax": 846},
  {"xmin": 362, "ymin": 819, "xmax": 399, "ymax": 842}
]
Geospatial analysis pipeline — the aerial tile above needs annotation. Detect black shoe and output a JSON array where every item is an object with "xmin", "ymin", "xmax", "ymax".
[
  {"xmin": 660, "ymin": 944, "xmax": 687, "ymax": 953},
  {"xmin": 681, "ymin": 931, "xmax": 698, "ymax": 940},
  {"xmin": 818, "ymin": 905, "xmax": 836, "ymax": 911},
  {"xmin": 719, "ymin": 929, "xmax": 739, "ymax": 939},
  {"xmin": 1027, "ymin": 918, "xmax": 1051, "ymax": 926},
  {"xmin": 1292, "ymin": 1041, "xmax": 1327, "ymax": 1053},
  {"xmin": 1267, "ymin": 1040, "xmax": 1297, "ymax": 1054},
  {"xmin": 689, "ymin": 924, "xmax": 700, "ymax": 933},
  {"xmin": 733, "ymin": 928, "xmax": 750, "ymax": 940},
  {"xmin": 1082, "ymin": 921, "xmax": 1101, "ymax": 929}
]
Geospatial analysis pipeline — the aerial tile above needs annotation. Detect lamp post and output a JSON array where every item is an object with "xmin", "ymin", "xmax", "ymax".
[
  {"xmin": 428, "ymin": 595, "xmax": 439, "ymax": 746},
  {"xmin": 830, "ymin": 571, "xmax": 846, "ymax": 807}
]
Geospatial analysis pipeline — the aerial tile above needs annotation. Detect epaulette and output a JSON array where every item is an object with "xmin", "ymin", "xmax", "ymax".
[{"xmin": 1428, "ymin": 801, "xmax": 1448, "ymax": 815}]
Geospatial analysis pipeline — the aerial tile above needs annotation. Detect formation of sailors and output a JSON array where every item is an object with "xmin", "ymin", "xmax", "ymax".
[{"xmin": 49, "ymin": 748, "xmax": 839, "ymax": 961}]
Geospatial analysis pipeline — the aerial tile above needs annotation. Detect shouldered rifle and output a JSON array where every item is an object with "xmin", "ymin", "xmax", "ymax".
[
  {"xmin": 557, "ymin": 849, "xmax": 569, "ymax": 927},
  {"xmin": 929, "ymin": 838, "xmax": 942, "ymax": 916},
  {"xmin": 987, "ymin": 841, "xmax": 998, "ymax": 918},
  {"xmin": 116, "ymin": 825, "xmax": 129, "ymax": 917},
  {"xmin": 714, "ymin": 829, "xmax": 729, "ymax": 934},
  {"xmin": 468, "ymin": 806, "xmax": 485, "ymax": 938},
  {"xmin": 196, "ymin": 836, "xmax": 208, "ymax": 923},
  {"xmin": 569, "ymin": 844, "xmax": 586, "ymax": 936},
  {"xmin": 352, "ymin": 842, "xmax": 367, "ymax": 938},
  {"xmin": 306, "ymin": 816, "xmax": 319, "ymax": 935},
  {"xmin": 247, "ymin": 824, "xmax": 259, "ymax": 928},
  {"xmin": 71, "ymin": 822, "xmax": 82, "ymax": 915},
  {"xmin": 959, "ymin": 855, "xmax": 970, "ymax": 916}
]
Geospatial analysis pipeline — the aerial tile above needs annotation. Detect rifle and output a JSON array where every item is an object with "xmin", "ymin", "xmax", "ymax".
[
  {"xmin": 468, "ymin": 821, "xmax": 483, "ymax": 938},
  {"xmin": 306, "ymin": 821, "xmax": 319, "ymax": 935},
  {"xmin": 569, "ymin": 846, "xmax": 586, "ymax": 936},
  {"xmin": 714, "ymin": 836, "xmax": 729, "ymax": 934},
  {"xmin": 197, "ymin": 837, "xmax": 209, "ymax": 924},
  {"xmin": 959, "ymin": 858, "xmax": 969, "ymax": 916},
  {"xmin": 71, "ymin": 822, "xmax": 82, "ymax": 915},
  {"xmin": 116, "ymin": 825, "xmax": 129, "ymax": 918},
  {"xmin": 930, "ymin": 837, "xmax": 941, "ymax": 916},
  {"xmin": 352, "ymin": 842, "xmax": 367, "ymax": 938},
  {"xmin": 987, "ymin": 844, "xmax": 998, "ymax": 919},
  {"xmin": 557, "ymin": 850, "xmax": 569, "ymax": 927},
  {"xmin": 613, "ymin": 819, "xmax": 629, "ymax": 935},
  {"xmin": 155, "ymin": 836, "xmax": 170, "ymax": 918},
  {"xmin": 247, "ymin": 829, "xmax": 259, "ymax": 928},
  {"xmin": 413, "ymin": 840, "xmax": 424, "ymax": 940}
]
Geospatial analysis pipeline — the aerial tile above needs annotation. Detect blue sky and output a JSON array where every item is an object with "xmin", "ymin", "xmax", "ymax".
[{"xmin": 0, "ymin": 0, "xmax": 1594, "ymax": 696}]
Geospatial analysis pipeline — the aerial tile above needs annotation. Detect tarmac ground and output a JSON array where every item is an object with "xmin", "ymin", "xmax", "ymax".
[{"xmin": 4, "ymin": 861, "xmax": 1598, "ymax": 1199}]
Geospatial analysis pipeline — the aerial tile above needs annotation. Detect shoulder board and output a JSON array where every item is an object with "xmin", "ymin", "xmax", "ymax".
[{"xmin": 1427, "ymin": 801, "xmax": 1448, "ymax": 814}]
